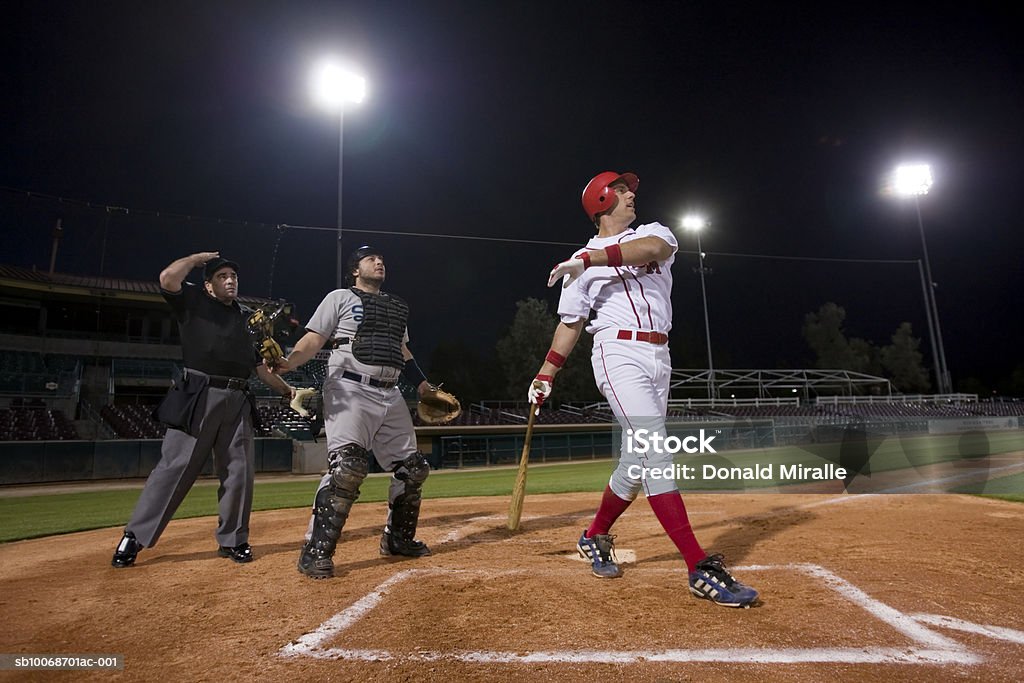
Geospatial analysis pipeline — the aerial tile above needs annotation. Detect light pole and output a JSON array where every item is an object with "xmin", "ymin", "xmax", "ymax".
[
  {"xmin": 683, "ymin": 214, "xmax": 715, "ymax": 400},
  {"xmin": 311, "ymin": 59, "xmax": 366, "ymax": 288},
  {"xmin": 890, "ymin": 163, "xmax": 951, "ymax": 394}
]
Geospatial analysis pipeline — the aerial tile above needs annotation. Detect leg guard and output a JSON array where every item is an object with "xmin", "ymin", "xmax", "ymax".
[
  {"xmin": 380, "ymin": 452, "xmax": 431, "ymax": 557},
  {"xmin": 297, "ymin": 445, "xmax": 369, "ymax": 578}
]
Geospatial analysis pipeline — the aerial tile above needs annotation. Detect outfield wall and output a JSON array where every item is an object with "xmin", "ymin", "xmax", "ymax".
[
  {"xmin": 0, "ymin": 438, "xmax": 293, "ymax": 485},
  {"xmin": 4, "ymin": 416, "xmax": 1020, "ymax": 485}
]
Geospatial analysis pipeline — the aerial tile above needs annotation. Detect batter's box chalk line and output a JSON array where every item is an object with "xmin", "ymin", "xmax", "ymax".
[{"xmin": 279, "ymin": 564, "xmax": 1016, "ymax": 665}]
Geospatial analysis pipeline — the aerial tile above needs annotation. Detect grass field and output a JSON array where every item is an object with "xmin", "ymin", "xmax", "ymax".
[
  {"xmin": 0, "ymin": 460, "xmax": 619, "ymax": 543},
  {"xmin": 1, "ymin": 431, "xmax": 1022, "ymax": 543}
]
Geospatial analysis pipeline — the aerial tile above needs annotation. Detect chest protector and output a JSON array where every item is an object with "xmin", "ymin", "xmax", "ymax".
[{"xmin": 350, "ymin": 288, "xmax": 409, "ymax": 369}]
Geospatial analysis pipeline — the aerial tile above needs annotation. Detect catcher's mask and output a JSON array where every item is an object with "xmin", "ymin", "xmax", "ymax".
[
  {"xmin": 346, "ymin": 245, "xmax": 384, "ymax": 286},
  {"xmin": 581, "ymin": 171, "xmax": 638, "ymax": 223}
]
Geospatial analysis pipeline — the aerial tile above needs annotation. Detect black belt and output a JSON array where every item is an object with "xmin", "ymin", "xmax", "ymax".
[
  {"xmin": 328, "ymin": 338, "xmax": 351, "ymax": 349},
  {"xmin": 341, "ymin": 370, "xmax": 398, "ymax": 389},
  {"xmin": 207, "ymin": 375, "xmax": 250, "ymax": 391}
]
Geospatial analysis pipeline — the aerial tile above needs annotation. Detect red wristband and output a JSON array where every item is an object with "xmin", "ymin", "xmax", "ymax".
[
  {"xmin": 580, "ymin": 251, "xmax": 592, "ymax": 269},
  {"xmin": 605, "ymin": 244, "xmax": 623, "ymax": 268},
  {"xmin": 536, "ymin": 374, "xmax": 553, "ymax": 382},
  {"xmin": 545, "ymin": 350, "xmax": 566, "ymax": 368}
]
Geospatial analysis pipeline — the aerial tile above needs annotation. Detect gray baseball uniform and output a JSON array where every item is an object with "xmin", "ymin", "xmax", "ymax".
[
  {"xmin": 296, "ymin": 284, "xmax": 431, "ymax": 578},
  {"xmin": 304, "ymin": 287, "xmax": 417, "ymax": 474}
]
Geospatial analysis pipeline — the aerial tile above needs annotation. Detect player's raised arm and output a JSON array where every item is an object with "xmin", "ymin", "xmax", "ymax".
[{"xmin": 548, "ymin": 237, "xmax": 674, "ymax": 288}]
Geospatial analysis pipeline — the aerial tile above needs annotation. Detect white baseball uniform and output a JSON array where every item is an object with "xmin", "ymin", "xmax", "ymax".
[{"xmin": 557, "ymin": 221, "xmax": 679, "ymax": 498}]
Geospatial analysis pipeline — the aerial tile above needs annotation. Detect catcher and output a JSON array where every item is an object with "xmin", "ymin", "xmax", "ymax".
[{"xmin": 273, "ymin": 245, "xmax": 460, "ymax": 579}]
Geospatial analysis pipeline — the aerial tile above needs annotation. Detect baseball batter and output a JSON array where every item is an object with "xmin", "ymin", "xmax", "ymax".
[
  {"xmin": 274, "ymin": 245, "xmax": 435, "ymax": 579},
  {"xmin": 529, "ymin": 171, "xmax": 759, "ymax": 608}
]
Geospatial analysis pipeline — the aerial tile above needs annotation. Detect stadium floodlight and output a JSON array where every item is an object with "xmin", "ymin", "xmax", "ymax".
[
  {"xmin": 310, "ymin": 58, "xmax": 367, "ymax": 287},
  {"xmin": 682, "ymin": 214, "xmax": 715, "ymax": 400},
  {"xmin": 682, "ymin": 214, "xmax": 707, "ymax": 232},
  {"xmin": 888, "ymin": 162, "xmax": 951, "ymax": 394},
  {"xmin": 311, "ymin": 60, "xmax": 366, "ymax": 110},
  {"xmin": 891, "ymin": 163, "xmax": 933, "ymax": 197}
]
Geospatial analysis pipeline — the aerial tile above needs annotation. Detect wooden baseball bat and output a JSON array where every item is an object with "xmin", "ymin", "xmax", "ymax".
[{"xmin": 507, "ymin": 402, "xmax": 538, "ymax": 531}]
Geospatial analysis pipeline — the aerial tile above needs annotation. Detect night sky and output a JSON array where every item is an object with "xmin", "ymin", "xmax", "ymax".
[{"xmin": 3, "ymin": 2, "xmax": 1022, "ymax": 392}]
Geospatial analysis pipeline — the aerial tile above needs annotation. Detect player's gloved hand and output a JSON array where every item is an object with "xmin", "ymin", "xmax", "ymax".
[
  {"xmin": 528, "ymin": 375, "xmax": 553, "ymax": 406},
  {"xmin": 548, "ymin": 256, "xmax": 586, "ymax": 288}
]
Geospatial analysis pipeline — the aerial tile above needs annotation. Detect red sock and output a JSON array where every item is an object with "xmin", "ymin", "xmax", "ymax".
[
  {"xmin": 647, "ymin": 492, "xmax": 706, "ymax": 572},
  {"xmin": 586, "ymin": 485, "xmax": 633, "ymax": 537}
]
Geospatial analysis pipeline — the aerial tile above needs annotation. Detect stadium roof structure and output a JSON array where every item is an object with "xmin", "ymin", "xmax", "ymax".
[
  {"xmin": 0, "ymin": 263, "xmax": 274, "ymax": 305},
  {"xmin": 671, "ymin": 368, "xmax": 893, "ymax": 398}
]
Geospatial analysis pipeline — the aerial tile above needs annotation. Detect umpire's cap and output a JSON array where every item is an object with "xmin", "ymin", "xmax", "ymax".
[
  {"xmin": 345, "ymin": 245, "xmax": 383, "ymax": 285},
  {"xmin": 203, "ymin": 257, "xmax": 240, "ymax": 281}
]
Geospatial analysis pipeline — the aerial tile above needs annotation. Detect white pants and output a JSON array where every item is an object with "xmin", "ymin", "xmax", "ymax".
[{"xmin": 591, "ymin": 337, "xmax": 676, "ymax": 498}]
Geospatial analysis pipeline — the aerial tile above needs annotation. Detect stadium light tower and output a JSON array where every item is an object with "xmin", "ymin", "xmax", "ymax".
[
  {"xmin": 683, "ymin": 214, "xmax": 716, "ymax": 400},
  {"xmin": 311, "ymin": 58, "xmax": 367, "ymax": 288},
  {"xmin": 889, "ymin": 163, "xmax": 952, "ymax": 394}
]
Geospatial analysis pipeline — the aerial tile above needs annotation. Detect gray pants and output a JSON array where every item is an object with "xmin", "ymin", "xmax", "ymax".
[
  {"xmin": 127, "ymin": 378, "xmax": 255, "ymax": 548},
  {"xmin": 305, "ymin": 374, "xmax": 418, "ymax": 537}
]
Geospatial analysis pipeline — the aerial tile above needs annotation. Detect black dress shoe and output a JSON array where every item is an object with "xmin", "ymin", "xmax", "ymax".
[
  {"xmin": 217, "ymin": 543, "xmax": 254, "ymax": 563},
  {"xmin": 112, "ymin": 531, "xmax": 142, "ymax": 568}
]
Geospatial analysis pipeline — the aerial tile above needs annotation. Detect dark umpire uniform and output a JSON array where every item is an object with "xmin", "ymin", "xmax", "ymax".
[{"xmin": 112, "ymin": 254, "xmax": 288, "ymax": 567}]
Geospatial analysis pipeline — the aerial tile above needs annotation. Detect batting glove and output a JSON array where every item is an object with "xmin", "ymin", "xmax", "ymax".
[
  {"xmin": 548, "ymin": 257, "xmax": 586, "ymax": 288},
  {"xmin": 528, "ymin": 375, "xmax": 553, "ymax": 406}
]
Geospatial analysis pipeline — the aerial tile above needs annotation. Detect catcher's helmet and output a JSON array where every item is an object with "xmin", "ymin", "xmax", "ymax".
[
  {"xmin": 345, "ymin": 245, "xmax": 383, "ymax": 285},
  {"xmin": 581, "ymin": 171, "xmax": 639, "ymax": 222}
]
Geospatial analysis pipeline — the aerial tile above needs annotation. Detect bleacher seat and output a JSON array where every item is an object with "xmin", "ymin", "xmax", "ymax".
[
  {"xmin": 0, "ymin": 407, "xmax": 79, "ymax": 441},
  {"xmin": 100, "ymin": 404, "xmax": 167, "ymax": 439}
]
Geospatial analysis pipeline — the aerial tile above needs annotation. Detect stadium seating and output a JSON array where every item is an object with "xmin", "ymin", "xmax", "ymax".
[
  {"xmin": 969, "ymin": 400, "xmax": 1024, "ymax": 417},
  {"xmin": 100, "ymin": 404, "xmax": 167, "ymax": 439},
  {"xmin": 256, "ymin": 404, "xmax": 315, "ymax": 439},
  {"xmin": 0, "ymin": 407, "xmax": 79, "ymax": 441}
]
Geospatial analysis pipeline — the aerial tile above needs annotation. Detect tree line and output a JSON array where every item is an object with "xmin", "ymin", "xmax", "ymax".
[{"xmin": 424, "ymin": 298, "xmax": 1022, "ymax": 404}]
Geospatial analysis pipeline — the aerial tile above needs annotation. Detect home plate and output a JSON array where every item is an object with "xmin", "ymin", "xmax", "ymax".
[{"xmin": 566, "ymin": 549, "xmax": 636, "ymax": 564}]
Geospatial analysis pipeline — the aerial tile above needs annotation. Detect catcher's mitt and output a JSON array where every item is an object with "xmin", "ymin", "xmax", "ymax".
[
  {"xmin": 246, "ymin": 301, "xmax": 294, "ymax": 368},
  {"xmin": 417, "ymin": 385, "xmax": 462, "ymax": 425}
]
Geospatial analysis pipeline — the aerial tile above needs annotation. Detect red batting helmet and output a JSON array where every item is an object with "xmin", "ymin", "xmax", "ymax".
[{"xmin": 581, "ymin": 171, "xmax": 639, "ymax": 222}]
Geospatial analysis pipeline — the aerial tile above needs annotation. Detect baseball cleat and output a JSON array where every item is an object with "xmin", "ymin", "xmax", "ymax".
[
  {"xmin": 688, "ymin": 553, "xmax": 759, "ymax": 608},
  {"xmin": 379, "ymin": 527, "xmax": 432, "ymax": 557},
  {"xmin": 111, "ymin": 531, "xmax": 142, "ymax": 568},
  {"xmin": 577, "ymin": 531, "xmax": 623, "ymax": 579},
  {"xmin": 217, "ymin": 543, "xmax": 254, "ymax": 563}
]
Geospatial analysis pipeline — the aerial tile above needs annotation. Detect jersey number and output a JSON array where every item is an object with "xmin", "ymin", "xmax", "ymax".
[{"xmin": 352, "ymin": 304, "xmax": 364, "ymax": 322}]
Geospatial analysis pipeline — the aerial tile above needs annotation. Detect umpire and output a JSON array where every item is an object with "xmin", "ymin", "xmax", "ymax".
[{"xmin": 111, "ymin": 252, "xmax": 294, "ymax": 568}]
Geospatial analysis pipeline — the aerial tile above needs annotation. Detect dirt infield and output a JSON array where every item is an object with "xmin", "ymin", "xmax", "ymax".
[{"xmin": 2, "ymin": 485, "xmax": 1023, "ymax": 681}]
